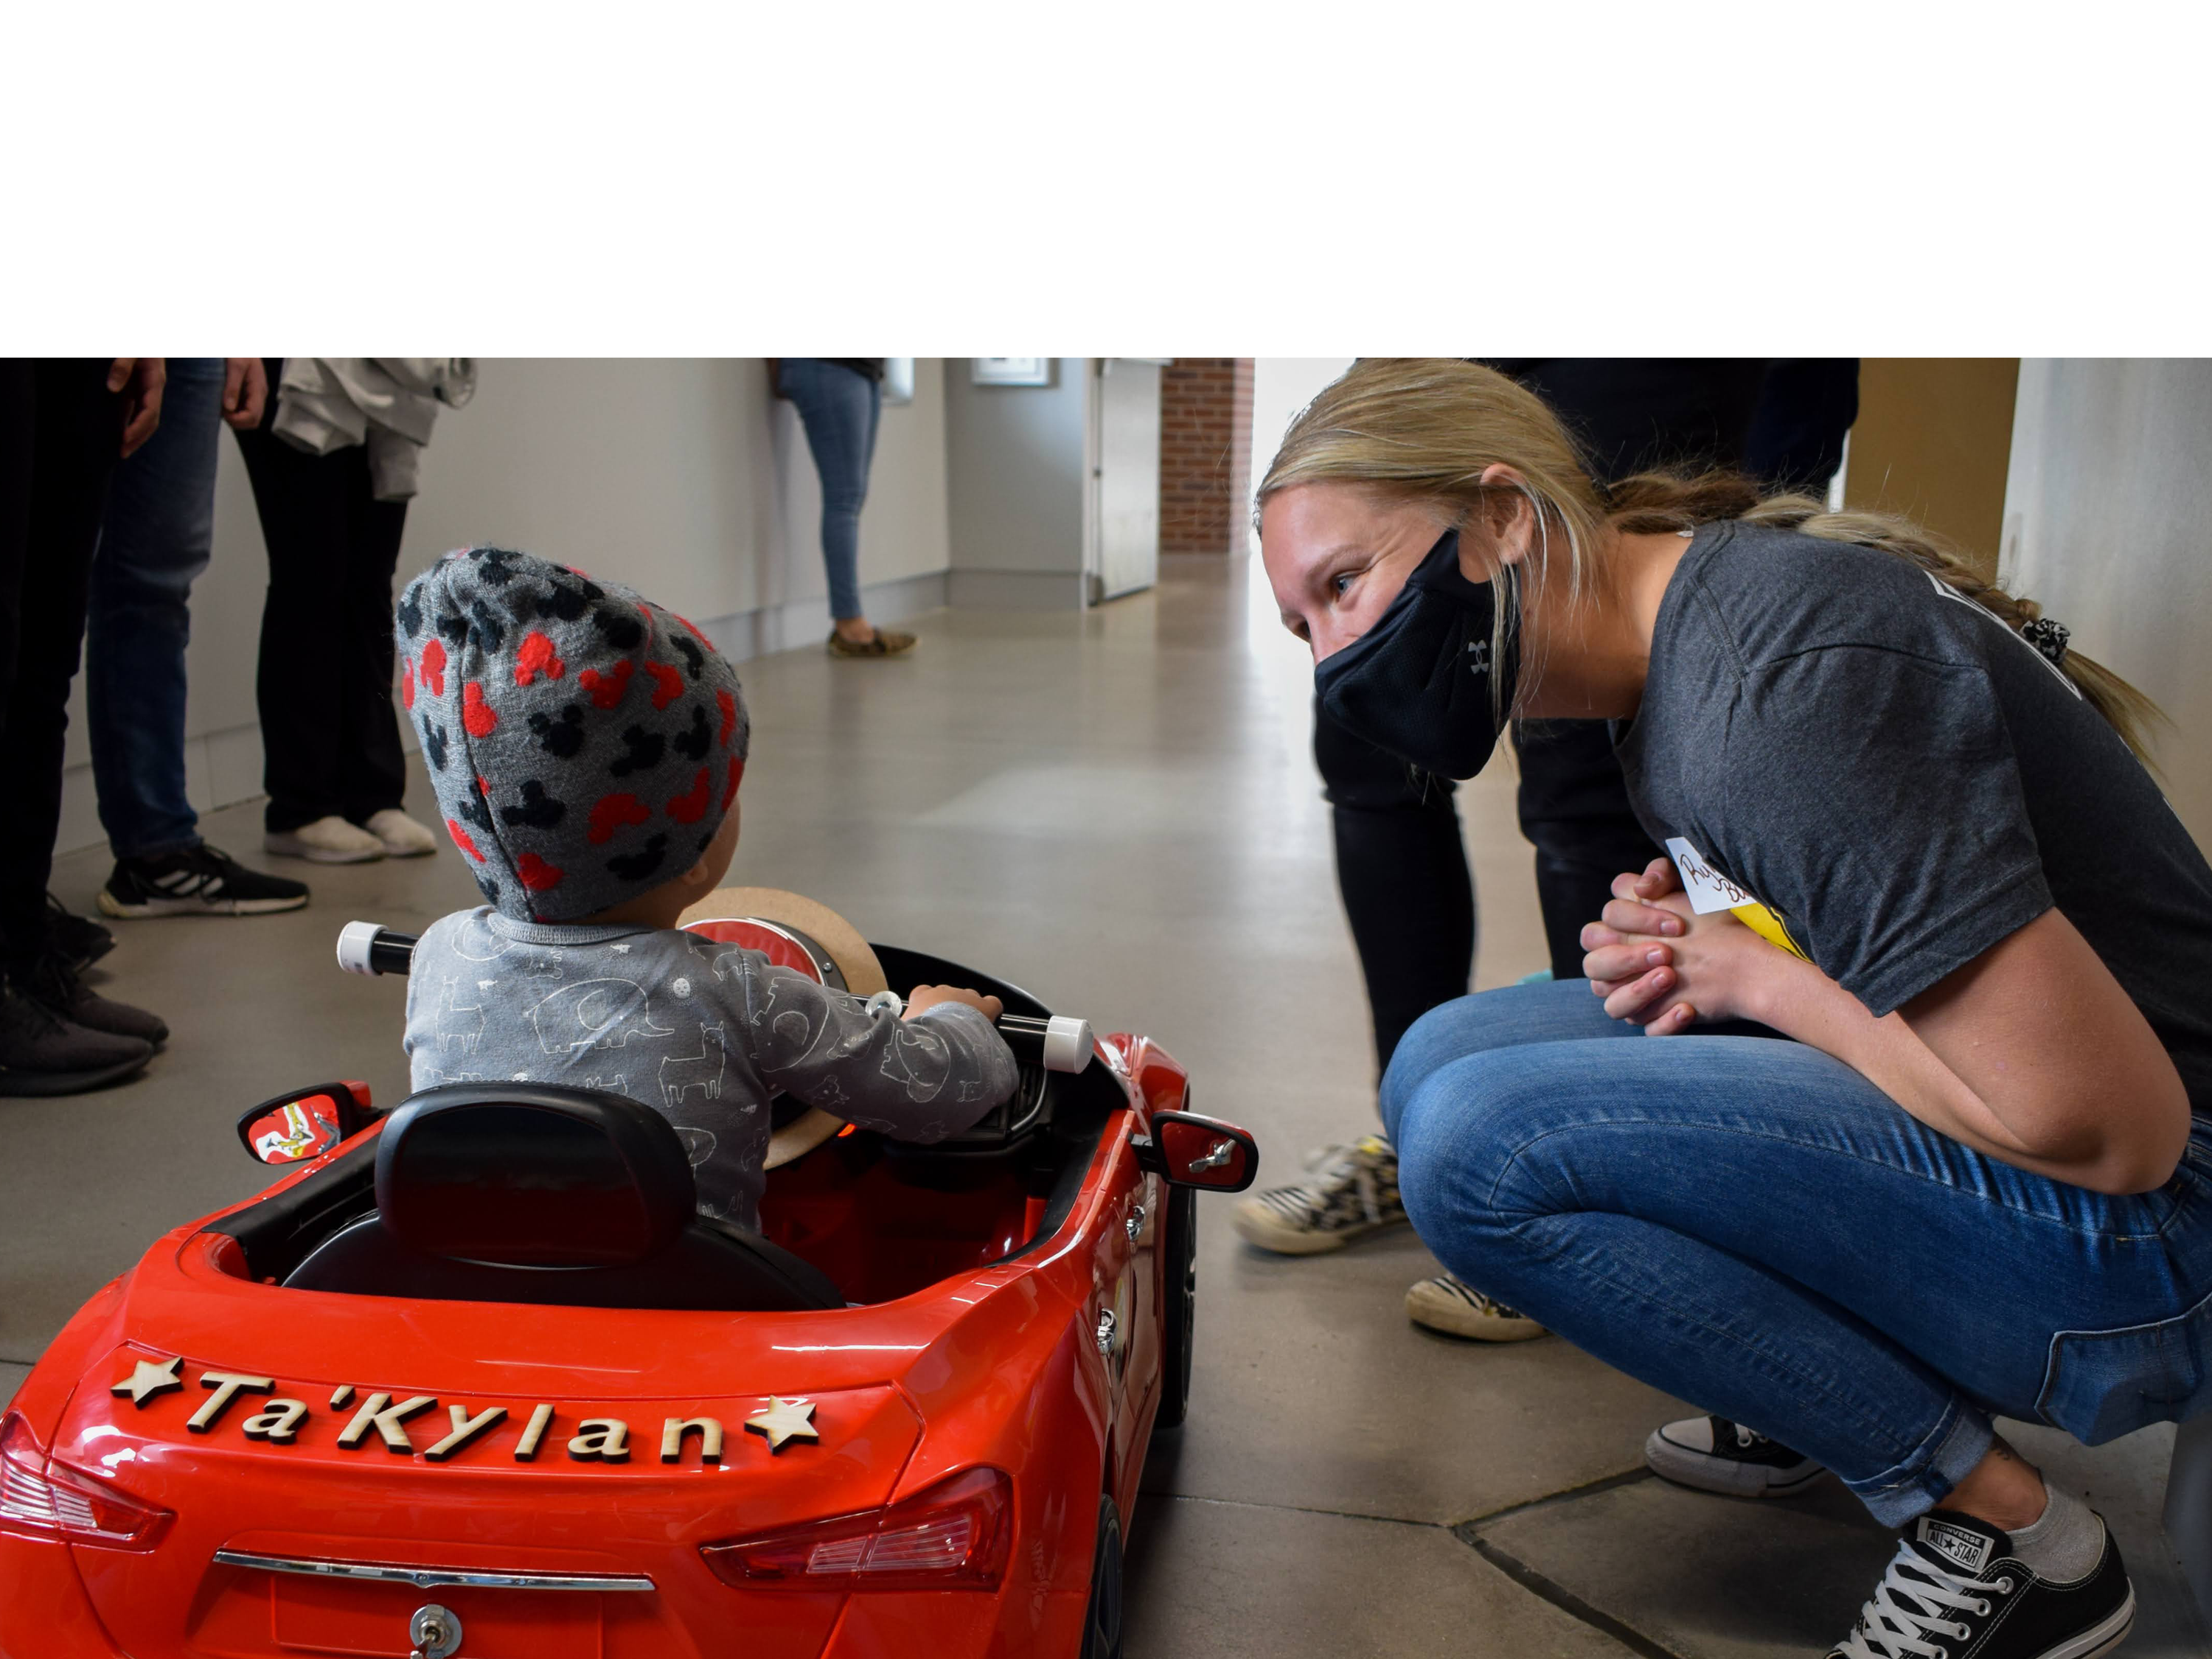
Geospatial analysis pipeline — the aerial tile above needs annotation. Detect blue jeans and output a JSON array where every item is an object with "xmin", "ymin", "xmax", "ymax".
[
  {"xmin": 1382, "ymin": 980, "xmax": 2212, "ymax": 1526},
  {"xmin": 779, "ymin": 359, "xmax": 880, "ymax": 622},
  {"xmin": 86, "ymin": 357, "xmax": 226, "ymax": 860}
]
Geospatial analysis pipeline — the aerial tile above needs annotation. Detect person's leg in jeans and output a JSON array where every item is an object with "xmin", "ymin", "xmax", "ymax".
[
  {"xmin": 86, "ymin": 358, "xmax": 220, "ymax": 862},
  {"xmin": 782, "ymin": 359, "xmax": 906, "ymax": 653},
  {"xmin": 1384, "ymin": 979, "xmax": 2212, "ymax": 1520},
  {"xmin": 88, "ymin": 359, "xmax": 315, "ymax": 915}
]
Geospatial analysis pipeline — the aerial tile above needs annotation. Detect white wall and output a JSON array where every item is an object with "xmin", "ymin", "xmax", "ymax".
[
  {"xmin": 56, "ymin": 358, "xmax": 953, "ymax": 855},
  {"xmin": 2003, "ymin": 360, "xmax": 2212, "ymax": 849}
]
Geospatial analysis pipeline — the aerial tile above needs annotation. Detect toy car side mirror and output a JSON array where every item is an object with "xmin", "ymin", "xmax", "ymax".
[
  {"xmin": 236, "ymin": 1080, "xmax": 375, "ymax": 1165},
  {"xmin": 1133, "ymin": 1111, "xmax": 1259, "ymax": 1192}
]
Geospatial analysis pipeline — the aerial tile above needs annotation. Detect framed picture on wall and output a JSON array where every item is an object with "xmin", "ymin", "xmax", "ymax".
[{"xmin": 972, "ymin": 358, "xmax": 1053, "ymax": 387}]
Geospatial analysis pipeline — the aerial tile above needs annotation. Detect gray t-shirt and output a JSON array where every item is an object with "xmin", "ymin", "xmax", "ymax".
[
  {"xmin": 1616, "ymin": 521, "xmax": 2212, "ymax": 1113},
  {"xmin": 402, "ymin": 908, "xmax": 1019, "ymax": 1228}
]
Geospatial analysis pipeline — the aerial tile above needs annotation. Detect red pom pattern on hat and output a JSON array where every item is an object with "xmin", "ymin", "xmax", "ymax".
[
  {"xmin": 722, "ymin": 756, "xmax": 745, "ymax": 810},
  {"xmin": 420, "ymin": 638, "xmax": 447, "ymax": 696},
  {"xmin": 646, "ymin": 661, "xmax": 684, "ymax": 709},
  {"xmin": 515, "ymin": 852, "xmax": 565, "ymax": 891},
  {"xmin": 462, "ymin": 683, "xmax": 498, "ymax": 737},
  {"xmin": 666, "ymin": 767, "xmax": 712, "ymax": 824},
  {"xmin": 515, "ymin": 630, "xmax": 565, "ymax": 686},
  {"xmin": 579, "ymin": 660, "xmax": 633, "ymax": 709},
  {"xmin": 447, "ymin": 819, "xmax": 484, "ymax": 861},
  {"xmin": 588, "ymin": 792, "xmax": 652, "ymax": 844}
]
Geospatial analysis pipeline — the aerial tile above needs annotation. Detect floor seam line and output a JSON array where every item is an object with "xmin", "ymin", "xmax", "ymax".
[
  {"xmin": 1138, "ymin": 1491, "xmax": 1444, "ymax": 1530},
  {"xmin": 1453, "ymin": 1465, "xmax": 1655, "ymax": 1530},
  {"xmin": 1458, "ymin": 1533, "xmax": 1686, "ymax": 1659}
]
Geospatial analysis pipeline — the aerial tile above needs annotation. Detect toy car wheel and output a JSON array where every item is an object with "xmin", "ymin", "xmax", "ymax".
[
  {"xmin": 1081, "ymin": 1492, "xmax": 1125, "ymax": 1659},
  {"xmin": 1153, "ymin": 1183, "xmax": 1198, "ymax": 1430}
]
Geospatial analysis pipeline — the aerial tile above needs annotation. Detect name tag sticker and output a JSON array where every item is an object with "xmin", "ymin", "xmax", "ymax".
[{"xmin": 1664, "ymin": 837, "xmax": 1754, "ymax": 915}]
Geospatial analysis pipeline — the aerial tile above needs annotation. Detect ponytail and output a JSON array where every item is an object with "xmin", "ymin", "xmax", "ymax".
[{"xmin": 1607, "ymin": 473, "xmax": 2166, "ymax": 766}]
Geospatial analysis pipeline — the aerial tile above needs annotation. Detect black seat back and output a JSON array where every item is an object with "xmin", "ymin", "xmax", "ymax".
[{"xmin": 282, "ymin": 1084, "xmax": 842, "ymax": 1311}]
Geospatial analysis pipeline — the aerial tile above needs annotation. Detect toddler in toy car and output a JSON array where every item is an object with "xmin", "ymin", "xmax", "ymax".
[{"xmin": 392, "ymin": 546, "xmax": 1017, "ymax": 1230}]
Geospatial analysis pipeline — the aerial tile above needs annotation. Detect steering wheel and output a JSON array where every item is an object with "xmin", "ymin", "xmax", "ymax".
[{"xmin": 677, "ymin": 888, "xmax": 889, "ymax": 1170}]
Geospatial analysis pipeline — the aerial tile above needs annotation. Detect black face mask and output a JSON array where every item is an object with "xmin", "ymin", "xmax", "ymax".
[{"xmin": 1313, "ymin": 528, "xmax": 1519, "ymax": 780}]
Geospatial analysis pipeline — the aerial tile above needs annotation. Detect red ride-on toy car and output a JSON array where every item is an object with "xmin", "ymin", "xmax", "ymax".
[{"xmin": 0, "ymin": 894, "xmax": 1258, "ymax": 1659}]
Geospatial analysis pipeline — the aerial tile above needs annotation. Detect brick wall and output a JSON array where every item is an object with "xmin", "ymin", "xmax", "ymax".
[{"xmin": 1160, "ymin": 358, "xmax": 1255, "ymax": 554}]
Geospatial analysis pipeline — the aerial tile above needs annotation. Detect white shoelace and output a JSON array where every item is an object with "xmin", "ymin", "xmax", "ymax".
[{"xmin": 1834, "ymin": 1538, "xmax": 2011, "ymax": 1659}]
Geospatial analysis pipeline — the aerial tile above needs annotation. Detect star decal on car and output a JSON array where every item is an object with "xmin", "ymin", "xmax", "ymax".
[
  {"xmin": 743, "ymin": 1397, "xmax": 818, "ymax": 1452},
  {"xmin": 110, "ymin": 1354, "xmax": 184, "ymax": 1407}
]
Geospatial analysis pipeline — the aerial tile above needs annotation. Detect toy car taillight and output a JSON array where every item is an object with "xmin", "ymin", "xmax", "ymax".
[
  {"xmin": 700, "ymin": 1466, "xmax": 1012, "ymax": 1592},
  {"xmin": 0, "ymin": 1412, "xmax": 172, "ymax": 1551}
]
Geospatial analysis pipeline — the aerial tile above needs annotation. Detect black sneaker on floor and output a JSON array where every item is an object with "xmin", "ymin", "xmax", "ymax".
[
  {"xmin": 28, "ymin": 952, "xmax": 168, "ymax": 1047},
  {"xmin": 47, "ymin": 891, "xmax": 115, "ymax": 970},
  {"xmin": 1645, "ymin": 1413, "xmax": 1826, "ymax": 1497},
  {"xmin": 98, "ymin": 843, "xmax": 310, "ymax": 918},
  {"xmin": 1830, "ymin": 1509, "xmax": 2133, "ymax": 1658},
  {"xmin": 0, "ymin": 986, "xmax": 153, "ymax": 1096}
]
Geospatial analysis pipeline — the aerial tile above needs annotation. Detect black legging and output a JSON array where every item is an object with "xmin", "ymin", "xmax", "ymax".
[
  {"xmin": 0, "ymin": 361, "xmax": 123, "ymax": 973},
  {"xmin": 1315, "ymin": 359, "xmax": 1860, "ymax": 1078},
  {"xmin": 232, "ymin": 362, "xmax": 410, "ymax": 834}
]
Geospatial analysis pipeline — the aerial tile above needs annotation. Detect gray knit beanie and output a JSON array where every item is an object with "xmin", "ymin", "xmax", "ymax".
[{"xmin": 394, "ymin": 546, "xmax": 750, "ymax": 922}]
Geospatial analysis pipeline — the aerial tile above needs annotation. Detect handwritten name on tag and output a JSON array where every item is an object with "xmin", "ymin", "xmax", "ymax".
[{"xmin": 1664, "ymin": 837, "xmax": 1754, "ymax": 915}]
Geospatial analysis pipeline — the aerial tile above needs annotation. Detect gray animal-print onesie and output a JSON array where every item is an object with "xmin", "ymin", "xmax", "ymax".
[{"xmin": 402, "ymin": 907, "xmax": 1018, "ymax": 1231}]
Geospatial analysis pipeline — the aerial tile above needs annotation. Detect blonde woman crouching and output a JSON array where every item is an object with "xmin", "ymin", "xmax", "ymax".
[{"xmin": 1256, "ymin": 358, "xmax": 2211, "ymax": 1659}]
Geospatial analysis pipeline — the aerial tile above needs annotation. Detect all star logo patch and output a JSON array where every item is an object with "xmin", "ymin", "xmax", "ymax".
[{"xmin": 1916, "ymin": 1517, "xmax": 1994, "ymax": 1575}]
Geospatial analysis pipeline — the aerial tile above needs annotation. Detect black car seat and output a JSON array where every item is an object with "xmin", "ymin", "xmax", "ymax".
[{"xmin": 283, "ymin": 1083, "xmax": 844, "ymax": 1312}]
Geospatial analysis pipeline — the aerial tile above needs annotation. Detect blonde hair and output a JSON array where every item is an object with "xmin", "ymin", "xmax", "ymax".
[{"xmin": 1257, "ymin": 357, "xmax": 2163, "ymax": 762}]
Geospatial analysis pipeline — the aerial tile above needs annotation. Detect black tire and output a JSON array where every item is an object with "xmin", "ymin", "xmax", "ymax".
[
  {"xmin": 1153, "ymin": 1183, "xmax": 1197, "ymax": 1430},
  {"xmin": 1081, "ymin": 1492, "xmax": 1125, "ymax": 1659}
]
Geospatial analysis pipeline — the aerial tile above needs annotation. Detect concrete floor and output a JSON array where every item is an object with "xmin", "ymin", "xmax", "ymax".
[{"xmin": 7, "ymin": 554, "xmax": 2206, "ymax": 1657}]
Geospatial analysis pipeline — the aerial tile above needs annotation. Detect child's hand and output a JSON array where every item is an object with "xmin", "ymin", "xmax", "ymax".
[{"xmin": 904, "ymin": 985, "xmax": 1005, "ymax": 1023}]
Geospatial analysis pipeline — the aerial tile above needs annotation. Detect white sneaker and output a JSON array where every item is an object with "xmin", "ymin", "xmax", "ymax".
[
  {"xmin": 265, "ymin": 815, "xmax": 387, "ymax": 864},
  {"xmin": 361, "ymin": 809, "xmax": 439, "ymax": 858},
  {"xmin": 1232, "ymin": 1135, "xmax": 1405, "ymax": 1255},
  {"xmin": 1405, "ymin": 1273, "xmax": 1548, "ymax": 1341},
  {"xmin": 1646, "ymin": 1414, "xmax": 1826, "ymax": 1498}
]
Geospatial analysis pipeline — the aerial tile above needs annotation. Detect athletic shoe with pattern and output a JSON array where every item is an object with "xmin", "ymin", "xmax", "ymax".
[
  {"xmin": 1645, "ymin": 1413, "xmax": 1826, "ymax": 1497},
  {"xmin": 1232, "ymin": 1134, "xmax": 1405, "ymax": 1254},
  {"xmin": 100, "ymin": 844, "xmax": 312, "ymax": 918},
  {"xmin": 1830, "ymin": 1509, "xmax": 2133, "ymax": 1659},
  {"xmin": 1405, "ymin": 1272, "xmax": 1548, "ymax": 1340}
]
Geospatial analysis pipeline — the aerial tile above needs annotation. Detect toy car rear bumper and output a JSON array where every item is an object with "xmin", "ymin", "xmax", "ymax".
[{"xmin": 0, "ymin": 1537, "xmax": 126, "ymax": 1659}]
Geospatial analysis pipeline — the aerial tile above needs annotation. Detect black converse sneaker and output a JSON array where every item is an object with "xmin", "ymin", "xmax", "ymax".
[
  {"xmin": 99, "ymin": 844, "xmax": 310, "ymax": 918},
  {"xmin": 1831, "ymin": 1509, "xmax": 2133, "ymax": 1659},
  {"xmin": 1232, "ymin": 1134, "xmax": 1405, "ymax": 1254},
  {"xmin": 1645, "ymin": 1414, "xmax": 1826, "ymax": 1497}
]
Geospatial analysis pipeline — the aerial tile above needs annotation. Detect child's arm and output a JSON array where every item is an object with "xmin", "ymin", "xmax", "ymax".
[{"xmin": 726, "ymin": 956, "xmax": 1019, "ymax": 1141}]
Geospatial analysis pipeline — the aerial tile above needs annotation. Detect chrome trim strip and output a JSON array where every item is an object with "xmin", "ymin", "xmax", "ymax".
[{"xmin": 212, "ymin": 1548, "xmax": 654, "ymax": 1593}]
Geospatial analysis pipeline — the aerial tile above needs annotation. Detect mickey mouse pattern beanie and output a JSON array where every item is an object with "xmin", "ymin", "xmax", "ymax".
[{"xmin": 395, "ymin": 546, "xmax": 750, "ymax": 923}]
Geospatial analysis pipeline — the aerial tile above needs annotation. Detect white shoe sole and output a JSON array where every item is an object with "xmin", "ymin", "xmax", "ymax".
[
  {"xmin": 1405, "ymin": 1286, "xmax": 1548, "ymax": 1342},
  {"xmin": 2035, "ymin": 1590, "xmax": 2134, "ymax": 1659},
  {"xmin": 97, "ymin": 889, "xmax": 307, "ymax": 919},
  {"xmin": 265, "ymin": 832, "xmax": 385, "ymax": 865},
  {"xmin": 375, "ymin": 839, "xmax": 437, "ymax": 858},
  {"xmin": 1644, "ymin": 1426, "xmax": 1826, "ymax": 1497},
  {"xmin": 1231, "ymin": 1205, "xmax": 1405, "ymax": 1256}
]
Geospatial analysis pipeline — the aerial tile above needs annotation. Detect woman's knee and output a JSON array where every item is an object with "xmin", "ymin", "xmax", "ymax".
[
  {"xmin": 1379, "ymin": 982, "xmax": 1613, "ymax": 1143},
  {"xmin": 1391, "ymin": 1050, "xmax": 1562, "ymax": 1243}
]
